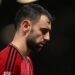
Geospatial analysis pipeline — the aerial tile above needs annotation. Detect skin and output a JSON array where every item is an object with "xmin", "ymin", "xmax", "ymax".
[{"xmin": 11, "ymin": 15, "xmax": 51, "ymax": 57}]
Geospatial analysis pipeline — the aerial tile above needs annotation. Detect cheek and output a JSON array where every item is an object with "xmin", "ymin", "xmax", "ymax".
[
  {"xmin": 31, "ymin": 28, "xmax": 43, "ymax": 43},
  {"xmin": 35, "ymin": 34, "xmax": 43, "ymax": 43}
]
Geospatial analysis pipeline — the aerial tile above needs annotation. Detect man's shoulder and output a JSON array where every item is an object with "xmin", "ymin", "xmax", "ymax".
[{"xmin": 0, "ymin": 45, "xmax": 10, "ymax": 57}]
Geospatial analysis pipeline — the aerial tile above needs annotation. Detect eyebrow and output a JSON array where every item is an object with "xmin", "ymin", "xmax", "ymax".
[{"xmin": 40, "ymin": 28, "xmax": 50, "ymax": 31}]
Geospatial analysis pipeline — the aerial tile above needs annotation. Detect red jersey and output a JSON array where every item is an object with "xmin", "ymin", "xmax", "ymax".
[{"xmin": 0, "ymin": 43, "xmax": 33, "ymax": 75}]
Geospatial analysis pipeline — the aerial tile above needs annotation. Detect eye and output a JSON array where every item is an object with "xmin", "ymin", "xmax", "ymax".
[{"xmin": 40, "ymin": 28, "xmax": 49, "ymax": 35}]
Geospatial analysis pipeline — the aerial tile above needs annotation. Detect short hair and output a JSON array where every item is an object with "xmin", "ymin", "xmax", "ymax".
[{"xmin": 14, "ymin": 4, "xmax": 53, "ymax": 29}]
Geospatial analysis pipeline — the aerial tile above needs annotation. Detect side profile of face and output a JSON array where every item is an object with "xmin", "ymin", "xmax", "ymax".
[{"xmin": 27, "ymin": 15, "xmax": 51, "ymax": 52}]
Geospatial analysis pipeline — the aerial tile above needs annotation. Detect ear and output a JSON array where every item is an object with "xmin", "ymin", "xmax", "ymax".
[{"xmin": 21, "ymin": 20, "xmax": 31, "ymax": 32}]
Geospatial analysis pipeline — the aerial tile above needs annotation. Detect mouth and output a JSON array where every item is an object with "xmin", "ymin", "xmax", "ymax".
[
  {"xmin": 39, "ymin": 42, "xmax": 46, "ymax": 48},
  {"xmin": 39, "ymin": 43, "xmax": 44, "ymax": 47}
]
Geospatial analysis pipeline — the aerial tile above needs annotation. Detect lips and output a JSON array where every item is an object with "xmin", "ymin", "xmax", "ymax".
[
  {"xmin": 39, "ymin": 42, "xmax": 46, "ymax": 47},
  {"xmin": 39, "ymin": 43, "xmax": 44, "ymax": 47}
]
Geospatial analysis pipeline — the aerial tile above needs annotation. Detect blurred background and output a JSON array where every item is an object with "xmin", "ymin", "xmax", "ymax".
[{"xmin": 0, "ymin": 0, "xmax": 74, "ymax": 75}]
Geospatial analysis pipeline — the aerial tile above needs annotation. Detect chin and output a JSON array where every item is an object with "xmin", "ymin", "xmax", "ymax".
[
  {"xmin": 27, "ymin": 41, "xmax": 43, "ymax": 53},
  {"xmin": 30, "ymin": 46, "xmax": 42, "ymax": 54}
]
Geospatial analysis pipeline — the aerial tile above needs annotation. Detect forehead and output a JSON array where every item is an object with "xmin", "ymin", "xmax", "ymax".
[{"xmin": 35, "ymin": 15, "xmax": 51, "ymax": 30}]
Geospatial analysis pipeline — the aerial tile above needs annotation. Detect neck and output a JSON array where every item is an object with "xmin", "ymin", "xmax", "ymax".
[{"xmin": 11, "ymin": 32, "xmax": 29, "ymax": 57}]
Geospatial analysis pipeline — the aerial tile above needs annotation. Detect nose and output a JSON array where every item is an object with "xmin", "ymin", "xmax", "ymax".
[{"xmin": 43, "ymin": 32, "xmax": 50, "ymax": 41}]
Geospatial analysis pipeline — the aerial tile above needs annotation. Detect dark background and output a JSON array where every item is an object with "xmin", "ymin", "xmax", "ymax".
[{"xmin": 0, "ymin": 0, "xmax": 74, "ymax": 75}]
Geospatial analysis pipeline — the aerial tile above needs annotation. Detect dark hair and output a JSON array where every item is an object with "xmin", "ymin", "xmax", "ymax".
[{"xmin": 14, "ymin": 4, "xmax": 53, "ymax": 29}]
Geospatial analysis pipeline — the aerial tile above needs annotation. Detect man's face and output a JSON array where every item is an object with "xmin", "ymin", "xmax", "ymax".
[{"xmin": 27, "ymin": 15, "xmax": 51, "ymax": 52}]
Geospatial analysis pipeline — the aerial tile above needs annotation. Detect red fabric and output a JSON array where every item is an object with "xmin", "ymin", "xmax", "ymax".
[{"xmin": 0, "ymin": 44, "xmax": 33, "ymax": 75}]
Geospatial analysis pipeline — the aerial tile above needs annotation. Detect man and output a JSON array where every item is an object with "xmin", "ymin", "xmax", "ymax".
[{"xmin": 0, "ymin": 4, "xmax": 53, "ymax": 75}]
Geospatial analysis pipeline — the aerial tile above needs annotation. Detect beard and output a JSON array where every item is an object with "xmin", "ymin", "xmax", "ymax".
[
  {"xmin": 26, "ymin": 30, "xmax": 44, "ymax": 53},
  {"xmin": 27, "ymin": 36, "xmax": 43, "ymax": 53},
  {"xmin": 26, "ymin": 28, "xmax": 48, "ymax": 54}
]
